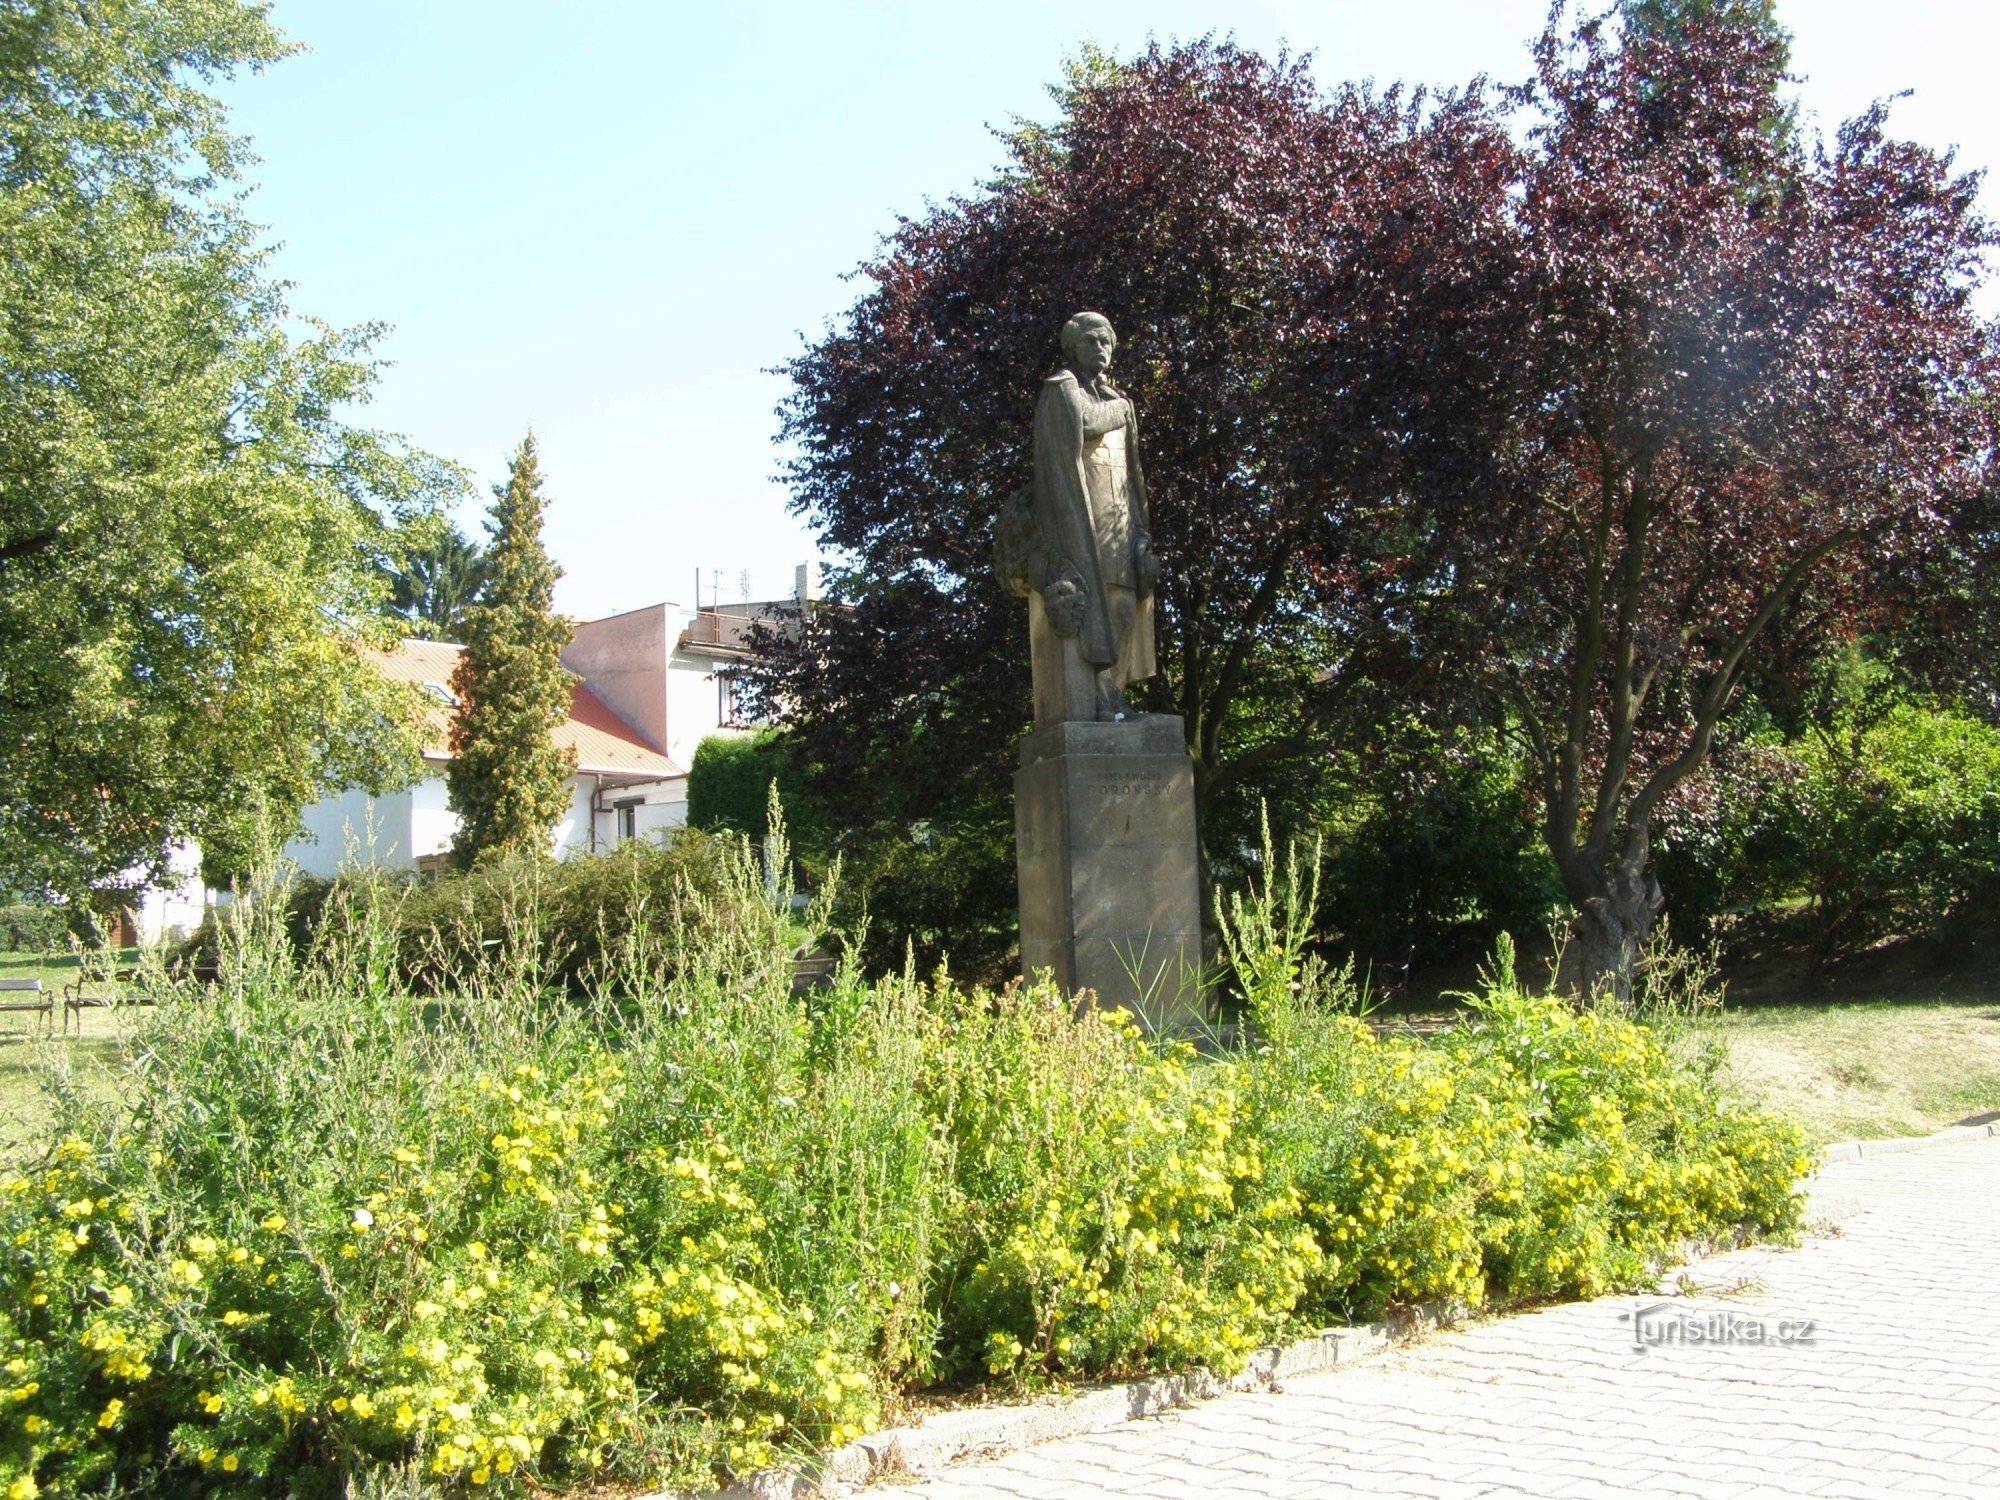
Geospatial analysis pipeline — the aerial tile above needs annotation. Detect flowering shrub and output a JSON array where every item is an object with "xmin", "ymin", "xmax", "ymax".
[
  {"xmin": 2, "ymin": 843, "xmax": 1808, "ymax": 1498},
  {"xmin": 937, "ymin": 994, "xmax": 1319, "ymax": 1384}
]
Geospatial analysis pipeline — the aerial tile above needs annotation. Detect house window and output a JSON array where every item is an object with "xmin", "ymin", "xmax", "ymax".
[
  {"xmin": 717, "ymin": 668, "xmax": 746, "ymax": 728},
  {"xmin": 614, "ymin": 798, "xmax": 642, "ymax": 844}
]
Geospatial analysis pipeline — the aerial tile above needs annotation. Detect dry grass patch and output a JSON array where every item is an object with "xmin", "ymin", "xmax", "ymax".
[{"xmin": 1718, "ymin": 998, "xmax": 2000, "ymax": 1144}]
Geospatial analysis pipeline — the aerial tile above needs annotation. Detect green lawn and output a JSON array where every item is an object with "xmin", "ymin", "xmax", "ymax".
[
  {"xmin": 3, "ymin": 948, "xmax": 96, "ymax": 988},
  {"xmin": 1, "ymin": 949, "xmax": 141, "ymax": 1154}
]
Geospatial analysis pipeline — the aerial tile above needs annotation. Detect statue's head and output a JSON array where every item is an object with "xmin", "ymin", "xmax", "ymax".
[{"xmin": 1060, "ymin": 311, "xmax": 1117, "ymax": 377}]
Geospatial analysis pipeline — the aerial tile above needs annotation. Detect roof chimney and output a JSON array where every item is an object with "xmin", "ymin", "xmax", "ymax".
[{"xmin": 794, "ymin": 560, "xmax": 820, "ymax": 605}]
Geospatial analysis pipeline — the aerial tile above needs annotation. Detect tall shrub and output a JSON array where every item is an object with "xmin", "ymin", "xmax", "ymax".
[
  {"xmin": 1768, "ymin": 702, "xmax": 2000, "ymax": 960},
  {"xmin": 447, "ymin": 435, "xmax": 575, "ymax": 868}
]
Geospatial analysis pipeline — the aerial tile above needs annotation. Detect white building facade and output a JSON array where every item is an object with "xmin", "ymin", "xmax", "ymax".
[{"xmin": 281, "ymin": 578, "xmax": 809, "ymax": 880}]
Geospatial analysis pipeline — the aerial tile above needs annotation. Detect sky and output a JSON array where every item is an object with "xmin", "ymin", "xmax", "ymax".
[{"xmin": 221, "ymin": 1, "xmax": 2000, "ymax": 618}]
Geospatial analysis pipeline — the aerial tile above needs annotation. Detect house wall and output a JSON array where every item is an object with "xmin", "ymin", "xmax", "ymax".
[
  {"xmin": 554, "ymin": 776, "xmax": 592, "ymax": 857},
  {"xmin": 412, "ymin": 774, "xmax": 596, "ymax": 863},
  {"xmin": 130, "ymin": 840, "xmax": 210, "ymax": 945},
  {"xmin": 564, "ymin": 605, "xmax": 673, "ymax": 753},
  {"xmin": 287, "ymin": 785, "xmax": 420, "ymax": 876},
  {"xmin": 288, "ymin": 771, "xmax": 691, "ymax": 876},
  {"xmin": 409, "ymin": 775, "xmax": 457, "ymax": 862},
  {"xmin": 589, "ymin": 777, "xmax": 689, "ymax": 849},
  {"xmin": 279, "ymin": 593, "xmax": 774, "ymax": 888},
  {"xmin": 565, "ymin": 601, "xmax": 749, "ymax": 772},
  {"xmin": 665, "ymin": 643, "xmax": 732, "ymax": 770}
]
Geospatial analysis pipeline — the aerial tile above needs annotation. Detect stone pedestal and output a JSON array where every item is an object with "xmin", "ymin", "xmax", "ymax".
[{"xmin": 1015, "ymin": 714, "xmax": 1207, "ymax": 1030}]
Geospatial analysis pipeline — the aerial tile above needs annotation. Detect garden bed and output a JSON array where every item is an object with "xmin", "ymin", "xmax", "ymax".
[{"xmin": 1, "ymin": 852, "xmax": 1810, "ymax": 1498}]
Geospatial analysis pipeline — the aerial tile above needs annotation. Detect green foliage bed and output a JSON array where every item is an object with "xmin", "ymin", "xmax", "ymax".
[{"xmin": 1, "ymin": 838, "xmax": 1807, "ymax": 1498}]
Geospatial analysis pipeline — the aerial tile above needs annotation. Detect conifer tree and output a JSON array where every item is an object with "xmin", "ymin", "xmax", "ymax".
[{"xmin": 447, "ymin": 434, "xmax": 576, "ymax": 867}]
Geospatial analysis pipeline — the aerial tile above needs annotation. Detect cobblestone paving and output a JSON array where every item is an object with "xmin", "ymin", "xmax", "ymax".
[{"xmin": 893, "ymin": 1136, "xmax": 2000, "ymax": 1499}]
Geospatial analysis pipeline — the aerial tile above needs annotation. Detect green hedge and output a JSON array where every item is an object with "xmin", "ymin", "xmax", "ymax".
[
  {"xmin": 176, "ymin": 832, "xmax": 772, "ymax": 998},
  {"xmin": 0, "ymin": 903, "xmax": 67, "ymax": 956},
  {"xmin": 1657, "ymin": 697, "xmax": 2000, "ymax": 957}
]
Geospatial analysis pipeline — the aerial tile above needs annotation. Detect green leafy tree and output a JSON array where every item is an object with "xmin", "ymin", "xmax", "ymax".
[
  {"xmin": 0, "ymin": 0, "xmax": 455, "ymax": 900},
  {"xmin": 1657, "ymin": 650, "xmax": 2000, "ymax": 963},
  {"xmin": 383, "ymin": 518, "xmax": 486, "ymax": 638},
  {"xmin": 446, "ymin": 434, "xmax": 575, "ymax": 867}
]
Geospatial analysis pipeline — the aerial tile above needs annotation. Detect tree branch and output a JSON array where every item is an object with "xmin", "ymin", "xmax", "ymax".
[
  {"xmin": 1621, "ymin": 528, "xmax": 1860, "ymax": 854},
  {"xmin": 0, "ymin": 529, "xmax": 60, "ymax": 564},
  {"xmin": 1587, "ymin": 458, "xmax": 1654, "ymax": 857},
  {"xmin": 1550, "ymin": 437, "xmax": 1618, "ymax": 866},
  {"xmin": 1198, "ymin": 541, "xmax": 1296, "ymax": 769}
]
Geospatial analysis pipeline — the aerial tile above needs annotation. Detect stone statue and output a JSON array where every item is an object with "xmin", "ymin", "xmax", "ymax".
[
  {"xmin": 997, "ymin": 312, "xmax": 1160, "ymax": 723},
  {"xmin": 1003, "ymin": 314, "xmax": 1205, "ymax": 1027}
]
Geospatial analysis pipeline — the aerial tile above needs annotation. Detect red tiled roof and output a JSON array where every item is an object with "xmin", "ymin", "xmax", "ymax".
[{"xmin": 366, "ymin": 640, "xmax": 681, "ymax": 780}]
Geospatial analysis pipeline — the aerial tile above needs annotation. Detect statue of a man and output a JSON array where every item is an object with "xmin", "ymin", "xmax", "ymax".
[{"xmin": 997, "ymin": 312, "xmax": 1160, "ymax": 723}]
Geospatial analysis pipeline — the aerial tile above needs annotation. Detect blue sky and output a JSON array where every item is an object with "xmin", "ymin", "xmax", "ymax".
[{"xmin": 222, "ymin": 1, "xmax": 2000, "ymax": 618}]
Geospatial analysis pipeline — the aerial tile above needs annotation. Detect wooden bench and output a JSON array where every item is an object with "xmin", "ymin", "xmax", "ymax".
[
  {"xmin": 0, "ymin": 978, "xmax": 53, "ymax": 1032},
  {"xmin": 62, "ymin": 968, "xmax": 163, "ymax": 1034}
]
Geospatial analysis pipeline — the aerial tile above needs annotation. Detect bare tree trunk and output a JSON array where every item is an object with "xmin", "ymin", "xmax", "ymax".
[{"xmin": 1554, "ymin": 854, "xmax": 1662, "ymax": 1003}]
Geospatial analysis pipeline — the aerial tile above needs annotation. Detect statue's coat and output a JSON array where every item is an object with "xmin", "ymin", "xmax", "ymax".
[{"xmin": 1029, "ymin": 368, "xmax": 1157, "ymax": 677}]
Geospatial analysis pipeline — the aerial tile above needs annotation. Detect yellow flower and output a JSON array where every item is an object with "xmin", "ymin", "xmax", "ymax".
[{"xmin": 221, "ymin": 1455, "xmax": 239, "ymax": 1473}]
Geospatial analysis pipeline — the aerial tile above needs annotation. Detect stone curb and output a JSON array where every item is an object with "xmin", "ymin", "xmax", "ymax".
[
  {"xmin": 642, "ymin": 1305, "xmax": 1451, "ymax": 1500},
  {"xmin": 1819, "ymin": 1116, "xmax": 1999, "ymax": 1163}
]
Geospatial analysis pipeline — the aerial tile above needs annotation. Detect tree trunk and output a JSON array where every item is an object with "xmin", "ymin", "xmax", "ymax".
[{"xmin": 1554, "ymin": 855, "xmax": 1662, "ymax": 1004}]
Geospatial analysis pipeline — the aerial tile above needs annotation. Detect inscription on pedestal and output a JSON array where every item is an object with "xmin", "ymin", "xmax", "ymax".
[{"xmin": 1082, "ymin": 775, "xmax": 1167, "ymax": 797}]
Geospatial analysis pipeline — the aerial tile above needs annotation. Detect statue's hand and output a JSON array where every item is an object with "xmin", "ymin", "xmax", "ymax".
[
  {"xmin": 1042, "ymin": 575, "xmax": 1087, "ymax": 637},
  {"xmin": 993, "ymin": 484, "xmax": 1040, "ymax": 597}
]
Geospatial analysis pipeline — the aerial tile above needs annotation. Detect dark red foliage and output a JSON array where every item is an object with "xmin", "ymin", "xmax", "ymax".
[
  {"xmin": 1408, "ymin": 9, "xmax": 1998, "ymax": 992},
  {"xmin": 757, "ymin": 41, "xmax": 1510, "ymax": 846},
  {"xmin": 761, "ymin": 15, "xmax": 1996, "ymax": 995}
]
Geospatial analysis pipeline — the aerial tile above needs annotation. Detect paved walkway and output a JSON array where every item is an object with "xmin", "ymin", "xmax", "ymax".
[{"xmin": 894, "ymin": 1135, "xmax": 2000, "ymax": 1499}]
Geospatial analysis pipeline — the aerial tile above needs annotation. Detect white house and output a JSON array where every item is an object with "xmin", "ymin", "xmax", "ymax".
[
  {"xmin": 115, "ymin": 839, "xmax": 212, "ymax": 946},
  {"xmin": 283, "ymin": 568, "xmax": 815, "ymax": 878}
]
